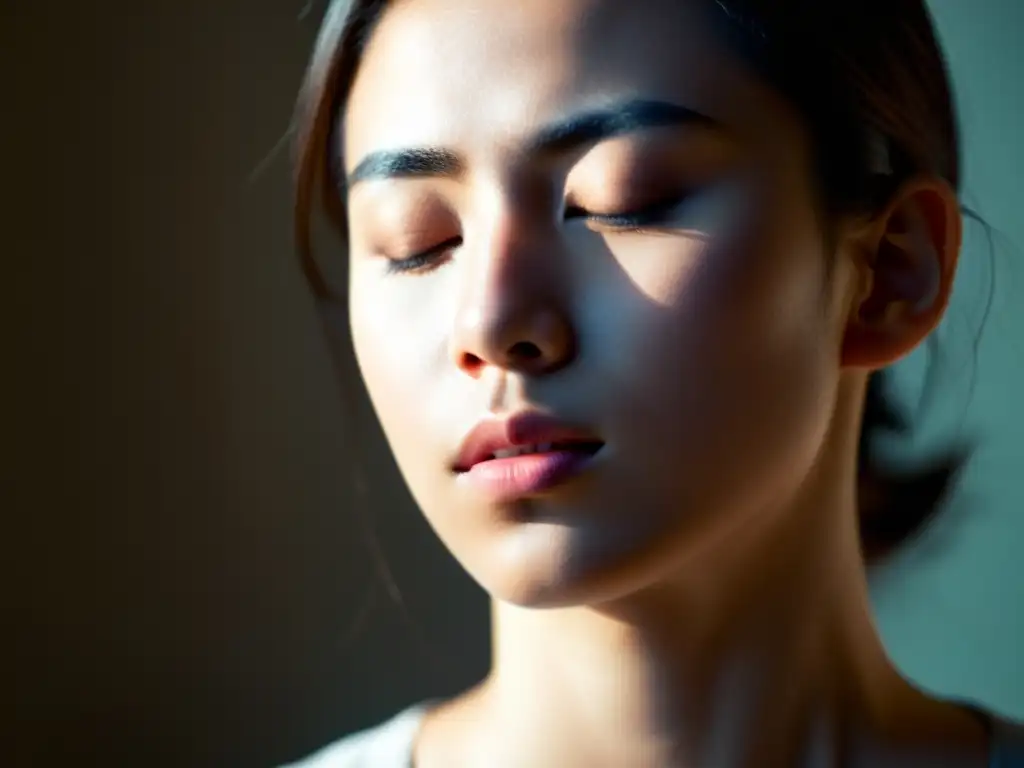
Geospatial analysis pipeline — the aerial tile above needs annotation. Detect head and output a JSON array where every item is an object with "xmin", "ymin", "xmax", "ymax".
[{"xmin": 294, "ymin": 0, "xmax": 964, "ymax": 607}]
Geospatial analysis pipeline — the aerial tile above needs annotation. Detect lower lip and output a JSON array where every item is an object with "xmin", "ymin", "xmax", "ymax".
[{"xmin": 458, "ymin": 449, "xmax": 600, "ymax": 503}]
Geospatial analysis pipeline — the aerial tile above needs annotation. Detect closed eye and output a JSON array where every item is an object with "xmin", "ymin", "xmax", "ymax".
[
  {"xmin": 385, "ymin": 235, "xmax": 462, "ymax": 275},
  {"xmin": 564, "ymin": 195, "xmax": 688, "ymax": 231},
  {"xmin": 383, "ymin": 195, "xmax": 689, "ymax": 275}
]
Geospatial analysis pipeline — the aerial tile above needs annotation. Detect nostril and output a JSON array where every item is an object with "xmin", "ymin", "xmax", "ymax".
[
  {"xmin": 508, "ymin": 340, "xmax": 542, "ymax": 361},
  {"xmin": 458, "ymin": 351, "xmax": 486, "ymax": 375}
]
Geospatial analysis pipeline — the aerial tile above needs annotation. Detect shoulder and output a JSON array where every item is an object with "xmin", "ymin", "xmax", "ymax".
[
  {"xmin": 281, "ymin": 703, "xmax": 432, "ymax": 768},
  {"xmin": 990, "ymin": 713, "xmax": 1024, "ymax": 768}
]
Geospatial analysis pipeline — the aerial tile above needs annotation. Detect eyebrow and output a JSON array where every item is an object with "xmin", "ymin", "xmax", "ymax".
[{"xmin": 344, "ymin": 98, "xmax": 720, "ymax": 189}]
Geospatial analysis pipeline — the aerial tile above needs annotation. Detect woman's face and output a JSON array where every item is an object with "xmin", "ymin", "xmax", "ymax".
[{"xmin": 340, "ymin": 0, "xmax": 856, "ymax": 607}]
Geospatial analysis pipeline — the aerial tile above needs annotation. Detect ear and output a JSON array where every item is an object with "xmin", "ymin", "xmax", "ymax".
[{"xmin": 840, "ymin": 177, "xmax": 962, "ymax": 370}]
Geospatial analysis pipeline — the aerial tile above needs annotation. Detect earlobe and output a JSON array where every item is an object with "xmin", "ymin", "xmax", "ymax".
[{"xmin": 840, "ymin": 179, "xmax": 961, "ymax": 370}]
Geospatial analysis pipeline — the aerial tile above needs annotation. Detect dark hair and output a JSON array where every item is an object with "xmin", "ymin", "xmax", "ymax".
[{"xmin": 293, "ymin": 0, "xmax": 971, "ymax": 563}]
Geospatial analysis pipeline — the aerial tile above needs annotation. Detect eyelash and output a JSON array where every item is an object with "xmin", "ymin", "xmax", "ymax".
[
  {"xmin": 384, "ymin": 196, "xmax": 686, "ymax": 275},
  {"xmin": 384, "ymin": 236, "xmax": 462, "ymax": 275},
  {"xmin": 565, "ymin": 195, "xmax": 685, "ymax": 231}
]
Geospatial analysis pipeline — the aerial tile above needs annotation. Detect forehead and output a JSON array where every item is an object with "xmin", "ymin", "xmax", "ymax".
[{"xmin": 343, "ymin": 0, "xmax": 795, "ymax": 171}]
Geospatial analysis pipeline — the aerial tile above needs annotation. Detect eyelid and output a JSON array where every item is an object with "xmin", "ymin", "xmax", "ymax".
[
  {"xmin": 357, "ymin": 192, "xmax": 457, "ymax": 251},
  {"xmin": 378, "ymin": 188, "xmax": 691, "ymax": 275},
  {"xmin": 565, "ymin": 194, "xmax": 689, "ymax": 228},
  {"xmin": 384, "ymin": 235, "xmax": 462, "ymax": 274}
]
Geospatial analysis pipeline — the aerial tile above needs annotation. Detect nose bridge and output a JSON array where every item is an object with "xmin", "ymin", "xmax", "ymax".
[
  {"xmin": 449, "ymin": 205, "xmax": 573, "ymax": 375},
  {"xmin": 466, "ymin": 206, "xmax": 537, "ymax": 316}
]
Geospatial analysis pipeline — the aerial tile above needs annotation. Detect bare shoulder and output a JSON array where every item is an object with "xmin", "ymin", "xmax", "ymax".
[{"xmin": 412, "ymin": 687, "xmax": 492, "ymax": 768}]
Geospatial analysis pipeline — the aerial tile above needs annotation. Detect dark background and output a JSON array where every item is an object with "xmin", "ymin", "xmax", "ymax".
[
  {"xmin": 4, "ymin": 4, "xmax": 485, "ymax": 766},
  {"xmin": 3, "ymin": 1, "xmax": 1021, "ymax": 766}
]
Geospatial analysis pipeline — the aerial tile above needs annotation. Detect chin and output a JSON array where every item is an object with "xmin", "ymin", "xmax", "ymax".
[{"xmin": 463, "ymin": 516, "xmax": 679, "ymax": 610}]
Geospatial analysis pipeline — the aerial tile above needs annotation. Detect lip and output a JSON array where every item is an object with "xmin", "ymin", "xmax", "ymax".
[{"xmin": 453, "ymin": 412, "xmax": 604, "ymax": 503}]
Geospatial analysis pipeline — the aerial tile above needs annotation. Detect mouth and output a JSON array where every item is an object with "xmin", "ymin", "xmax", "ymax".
[
  {"xmin": 455, "ymin": 442, "xmax": 604, "ymax": 503},
  {"xmin": 453, "ymin": 413, "xmax": 605, "ymax": 502},
  {"xmin": 473, "ymin": 440, "xmax": 605, "ymax": 465}
]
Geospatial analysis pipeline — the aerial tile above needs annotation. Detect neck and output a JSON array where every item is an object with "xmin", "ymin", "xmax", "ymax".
[
  {"xmin": 418, "ymin": 388, "xmax": 988, "ymax": 768},
  {"xmin": 459, "ymin": 421, "xmax": 982, "ymax": 768},
  {"xmin": 484, "ymin": 472, "xmax": 886, "ymax": 767}
]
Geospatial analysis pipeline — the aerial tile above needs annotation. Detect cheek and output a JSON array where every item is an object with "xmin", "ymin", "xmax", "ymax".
[
  {"xmin": 594, "ymin": 187, "xmax": 837, "ymax": 503},
  {"xmin": 348, "ymin": 265, "xmax": 466, "ymax": 514},
  {"xmin": 602, "ymin": 190, "xmax": 830, "ymax": 374},
  {"xmin": 349, "ymin": 255, "xmax": 456, "ymax": 380},
  {"xmin": 350, "ymin": 271, "xmax": 439, "ymax": 428}
]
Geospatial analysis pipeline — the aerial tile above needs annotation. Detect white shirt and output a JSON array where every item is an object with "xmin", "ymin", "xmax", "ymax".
[{"xmin": 283, "ymin": 702, "xmax": 1024, "ymax": 768}]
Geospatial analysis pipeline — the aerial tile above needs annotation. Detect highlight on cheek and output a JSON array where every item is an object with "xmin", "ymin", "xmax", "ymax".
[{"xmin": 606, "ymin": 227, "xmax": 712, "ymax": 309}]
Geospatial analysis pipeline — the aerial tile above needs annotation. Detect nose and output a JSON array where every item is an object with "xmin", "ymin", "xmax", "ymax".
[{"xmin": 448, "ymin": 216, "xmax": 576, "ymax": 379}]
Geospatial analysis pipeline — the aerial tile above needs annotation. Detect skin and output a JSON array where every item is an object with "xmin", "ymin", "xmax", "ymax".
[{"xmin": 336, "ymin": 0, "xmax": 981, "ymax": 765}]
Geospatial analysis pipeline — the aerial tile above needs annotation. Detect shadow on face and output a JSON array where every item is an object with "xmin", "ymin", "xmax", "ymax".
[{"xmin": 331, "ymin": 0, "xmax": 866, "ymax": 608}]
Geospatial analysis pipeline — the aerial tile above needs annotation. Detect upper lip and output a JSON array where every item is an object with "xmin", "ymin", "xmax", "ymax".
[{"xmin": 453, "ymin": 412, "xmax": 603, "ymax": 472}]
